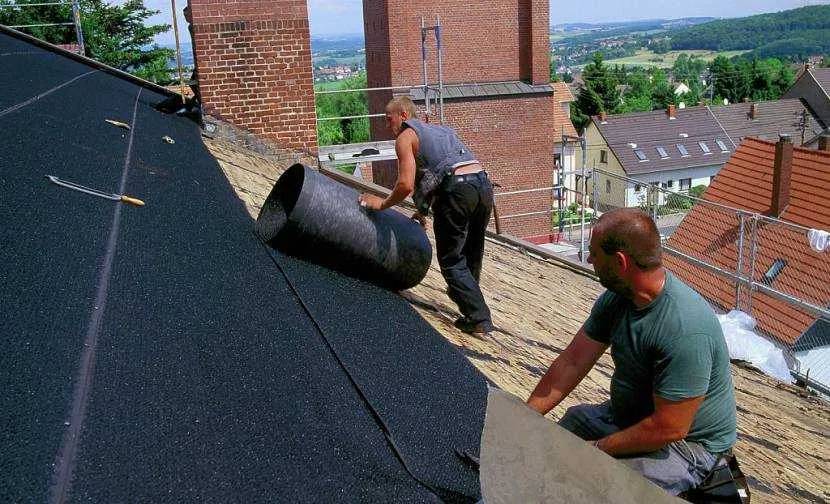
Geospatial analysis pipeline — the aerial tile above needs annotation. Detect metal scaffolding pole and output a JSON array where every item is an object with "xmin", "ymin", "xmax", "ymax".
[
  {"xmin": 71, "ymin": 0, "xmax": 84, "ymax": 55},
  {"xmin": 420, "ymin": 15, "xmax": 444, "ymax": 124},
  {"xmin": 169, "ymin": 0, "xmax": 187, "ymax": 104},
  {"xmin": 420, "ymin": 17, "xmax": 430, "ymax": 119},
  {"xmin": 435, "ymin": 13, "xmax": 444, "ymax": 124},
  {"xmin": 579, "ymin": 135, "xmax": 588, "ymax": 262}
]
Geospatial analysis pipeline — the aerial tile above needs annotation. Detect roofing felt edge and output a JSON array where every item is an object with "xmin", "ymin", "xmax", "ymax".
[{"xmin": 0, "ymin": 24, "xmax": 177, "ymax": 100}]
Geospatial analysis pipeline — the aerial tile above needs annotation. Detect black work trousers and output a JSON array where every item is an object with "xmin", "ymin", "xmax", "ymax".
[{"xmin": 432, "ymin": 172, "xmax": 493, "ymax": 325}]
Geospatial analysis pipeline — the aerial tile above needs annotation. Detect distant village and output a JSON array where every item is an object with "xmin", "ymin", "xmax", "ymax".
[{"xmin": 312, "ymin": 47, "xmax": 366, "ymax": 83}]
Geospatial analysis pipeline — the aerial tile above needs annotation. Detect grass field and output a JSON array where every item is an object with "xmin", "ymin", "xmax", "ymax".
[
  {"xmin": 599, "ymin": 49, "xmax": 749, "ymax": 69},
  {"xmin": 312, "ymin": 55, "xmax": 365, "ymax": 66},
  {"xmin": 314, "ymin": 80, "xmax": 350, "ymax": 91}
]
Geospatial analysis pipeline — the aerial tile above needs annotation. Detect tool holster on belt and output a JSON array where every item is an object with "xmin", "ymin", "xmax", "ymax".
[{"xmin": 681, "ymin": 453, "xmax": 751, "ymax": 503}]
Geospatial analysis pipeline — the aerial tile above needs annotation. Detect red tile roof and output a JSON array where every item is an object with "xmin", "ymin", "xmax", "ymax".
[
  {"xmin": 551, "ymin": 81, "xmax": 574, "ymax": 103},
  {"xmin": 551, "ymin": 83, "xmax": 577, "ymax": 140},
  {"xmin": 664, "ymin": 138, "xmax": 830, "ymax": 346}
]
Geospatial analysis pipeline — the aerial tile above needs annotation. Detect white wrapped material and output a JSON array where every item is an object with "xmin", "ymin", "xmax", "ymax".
[{"xmin": 717, "ymin": 310, "xmax": 793, "ymax": 383}]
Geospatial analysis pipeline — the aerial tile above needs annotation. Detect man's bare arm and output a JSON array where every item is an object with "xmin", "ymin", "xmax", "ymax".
[
  {"xmin": 381, "ymin": 130, "xmax": 417, "ymax": 209},
  {"xmin": 527, "ymin": 326, "xmax": 608, "ymax": 415},
  {"xmin": 595, "ymin": 394, "xmax": 705, "ymax": 456},
  {"xmin": 358, "ymin": 130, "xmax": 416, "ymax": 211}
]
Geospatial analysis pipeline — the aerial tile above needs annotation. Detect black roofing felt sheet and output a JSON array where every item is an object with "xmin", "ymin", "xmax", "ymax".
[
  {"xmin": 1, "ymin": 30, "xmax": 486, "ymax": 502},
  {"xmin": 1, "ymin": 50, "xmax": 156, "ymax": 501},
  {"xmin": 270, "ymin": 250, "xmax": 487, "ymax": 500}
]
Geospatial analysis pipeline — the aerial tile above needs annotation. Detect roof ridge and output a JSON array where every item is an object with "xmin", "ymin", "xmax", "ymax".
[{"xmin": 742, "ymin": 136, "xmax": 830, "ymax": 159}]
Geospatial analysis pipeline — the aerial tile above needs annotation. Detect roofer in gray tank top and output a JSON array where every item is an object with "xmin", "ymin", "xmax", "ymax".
[
  {"xmin": 526, "ymin": 208, "xmax": 737, "ymax": 496},
  {"xmin": 359, "ymin": 96, "xmax": 494, "ymax": 335}
]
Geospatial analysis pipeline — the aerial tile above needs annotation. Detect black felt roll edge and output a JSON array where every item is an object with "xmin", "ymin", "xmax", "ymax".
[{"xmin": 255, "ymin": 164, "xmax": 432, "ymax": 290}]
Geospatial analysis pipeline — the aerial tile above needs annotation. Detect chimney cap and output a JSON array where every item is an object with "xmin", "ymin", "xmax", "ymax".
[{"xmin": 779, "ymin": 134, "xmax": 793, "ymax": 144}]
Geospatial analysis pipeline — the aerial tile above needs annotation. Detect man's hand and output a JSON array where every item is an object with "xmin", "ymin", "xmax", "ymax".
[
  {"xmin": 411, "ymin": 211, "xmax": 427, "ymax": 228},
  {"xmin": 359, "ymin": 193, "xmax": 385, "ymax": 211}
]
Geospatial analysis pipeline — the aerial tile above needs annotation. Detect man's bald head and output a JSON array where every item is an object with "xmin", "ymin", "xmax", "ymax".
[{"xmin": 593, "ymin": 208, "xmax": 662, "ymax": 271}]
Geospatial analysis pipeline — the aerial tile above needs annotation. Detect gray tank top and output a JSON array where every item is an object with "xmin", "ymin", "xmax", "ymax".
[{"xmin": 403, "ymin": 119, "xmax": 478, "ymax": 212}]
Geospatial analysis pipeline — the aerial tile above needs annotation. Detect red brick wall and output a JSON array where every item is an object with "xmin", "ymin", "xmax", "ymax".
[
  {"xmin": 364, "ymin": 0, "xmax": 549, "ymax": 88},
  {"xmin": 441, "ymin": 96, "xmax": 555, "ymax": 238},
  {"xmin": 363, "ymin": 0, "xmax": 555, "ymax": 239},
  {"xmin": 369, "ymin": 95, "xmax": 556, "ymax": 238},
  {"xmin": 189, "ymin": 0, "xmax": 317, "ymax": 152}
]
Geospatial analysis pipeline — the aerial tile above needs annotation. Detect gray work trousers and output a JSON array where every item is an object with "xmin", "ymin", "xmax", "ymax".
[{"xmin": 559, "ymin": 401, "xmax": 720, "ymax": 496}]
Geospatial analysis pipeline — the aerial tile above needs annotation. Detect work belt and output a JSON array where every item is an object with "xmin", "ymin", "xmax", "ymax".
[{"xmin": 443, "ymin": 170, "xmax": 488, "ymax": 188}]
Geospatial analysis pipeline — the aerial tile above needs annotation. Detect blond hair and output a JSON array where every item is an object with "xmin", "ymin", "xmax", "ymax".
[{"xmin": 386, "ymin": 96, "xmax": 417, "ymax": 118}]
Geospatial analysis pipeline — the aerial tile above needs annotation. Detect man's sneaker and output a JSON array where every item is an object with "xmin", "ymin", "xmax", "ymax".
[{"xmin": 453, "ymin": 317, "xmax": 493, "ymax": 336}]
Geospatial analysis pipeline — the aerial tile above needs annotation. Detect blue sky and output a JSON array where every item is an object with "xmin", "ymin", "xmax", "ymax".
[{"xmin": 143, "ymin": 0, "xmax": 828, "ymax": 45}]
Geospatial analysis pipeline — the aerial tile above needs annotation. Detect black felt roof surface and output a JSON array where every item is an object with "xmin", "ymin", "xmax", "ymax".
[{"xmin": 0, "ymin": 29, "xmax": 485, "ymax": 502}]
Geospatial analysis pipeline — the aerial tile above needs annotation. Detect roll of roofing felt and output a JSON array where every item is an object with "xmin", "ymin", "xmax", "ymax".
[{"xmin": 255, "ymin": 164, "xmax": 432, "ymax": 290}]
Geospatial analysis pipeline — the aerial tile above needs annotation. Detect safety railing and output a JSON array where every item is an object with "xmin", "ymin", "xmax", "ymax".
[{"xmin": 0, "ymin": 0, "xmax": 84, "ymax": 54}]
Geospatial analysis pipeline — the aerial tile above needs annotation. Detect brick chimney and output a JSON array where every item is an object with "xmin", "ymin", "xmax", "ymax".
[
  {"xmin": 750, "ymin": 103, "xmax": 759, "ymax": 120},
  {"xmin": 363, "ymin": 0, "xmax": 557, "ymax": 241},
  {"xmin": 771, "ymin": 134, "xmax": 794, "ymax": 217},
  {"xmin": 188, "ymin": 0, "xmax": 317, "ymax": 153},
  {"xmin": 667, "ymin": 104, "xmax": 676, "ymax": 120},
  {"xmin": 819, "ymin": 133, "xmax": 830, "ymax": 152},
  {"xmin": 599, "ymin": 111, "xmax": 607, "ymax": 122}
]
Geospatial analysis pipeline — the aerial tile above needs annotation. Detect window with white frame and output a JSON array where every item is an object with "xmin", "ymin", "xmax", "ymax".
[{"xmin": 680, "ymin": 178, "xmax": 691, "ymax": 191}]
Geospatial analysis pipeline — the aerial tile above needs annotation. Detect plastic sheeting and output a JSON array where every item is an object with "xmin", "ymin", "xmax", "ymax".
[
  {"xmin": 256, "ymin": 164, "xmax": 432, "ymax": 290},
  {"xmin": 717, "ymin": 310, "xmax": 793, "ymax": 382}
]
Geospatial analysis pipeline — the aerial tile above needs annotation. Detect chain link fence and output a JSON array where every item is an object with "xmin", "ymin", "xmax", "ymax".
[{"xmin": 587, "ymin": 168, "xmax": 830, "ymax": 393}]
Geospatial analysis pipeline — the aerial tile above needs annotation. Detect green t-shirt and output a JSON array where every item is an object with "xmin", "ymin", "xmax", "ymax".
[{"xmin": 584, "ymin": 271, "xmax": 737, "ymax": 454}]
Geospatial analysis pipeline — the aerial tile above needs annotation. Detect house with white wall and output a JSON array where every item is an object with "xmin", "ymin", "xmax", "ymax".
[{"xmin": 578, "ymin": 99, "xmax": 824, "ymax": 212}]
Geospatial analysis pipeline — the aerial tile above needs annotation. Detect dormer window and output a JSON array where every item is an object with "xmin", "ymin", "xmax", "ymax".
[{"xmin": 762, "ymin": 259, "xmax": 787, "ymax": 286}]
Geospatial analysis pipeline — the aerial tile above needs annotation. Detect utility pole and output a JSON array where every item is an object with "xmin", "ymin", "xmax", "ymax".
[{"xmin": 708, "ymin": 71, "xmax": 715, "ymax": 102}]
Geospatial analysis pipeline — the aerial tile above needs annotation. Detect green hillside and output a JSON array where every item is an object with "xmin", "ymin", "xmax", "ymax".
[{"xmin": 669, "ymin": 5, "xmax": 830, "ymax": 60}]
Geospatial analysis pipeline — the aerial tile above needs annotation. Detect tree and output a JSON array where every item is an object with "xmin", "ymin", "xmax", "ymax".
[
  {"xmin": 315, "ymin": 73, "xmax": 369, "ymax": 147},
  {"xmin": 549, "ymin": 60, "xmax": 560, "ymax": 82},
  {"xmin": 0, "ymin": 0, "xmax": 174, "ymax": 84},
  {"xmin": 572, "ymin": 52, "xmax": 619, "ymax": 132},
  {"xmin": 649, "ymin": 68, "xmax": 674, "ymax": 110},
  {"xmin": 650, "ymin": 37, "xmax": 672, "ymax": 54},
  {"xmin": 619, "ymin": 71, "xmax": 652, "ymax": 113}
]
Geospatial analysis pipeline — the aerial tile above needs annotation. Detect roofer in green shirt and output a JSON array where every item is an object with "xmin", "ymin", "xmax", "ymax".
[{"xmin": 527, "ymin": 208, "xmax": 737, "ymax": 496}]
